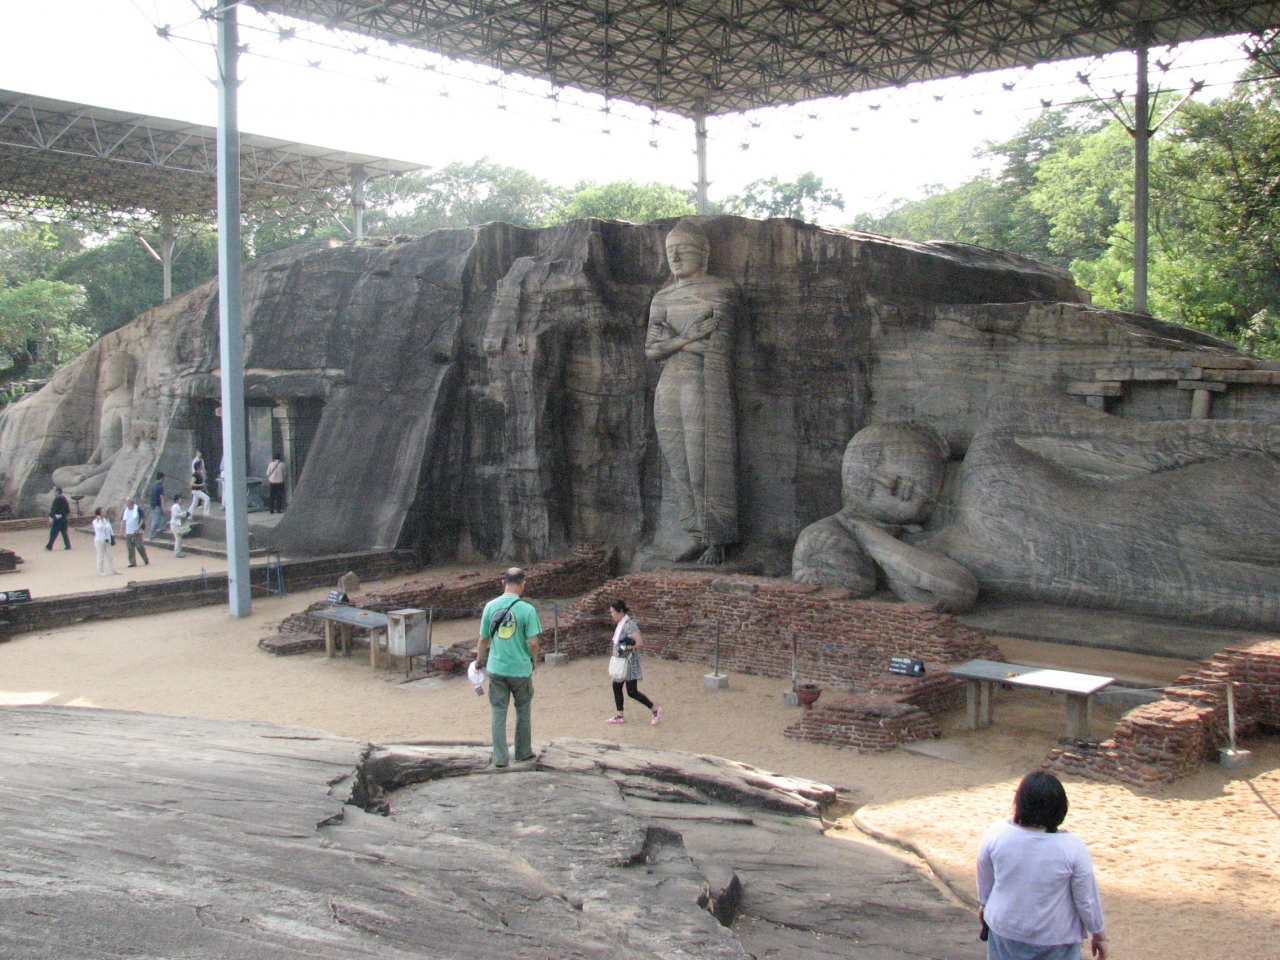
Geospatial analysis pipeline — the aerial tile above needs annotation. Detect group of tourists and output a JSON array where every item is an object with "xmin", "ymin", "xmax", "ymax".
[{"xmin": 47, "ymin": 451, "xmax": 225, "ymax": 571}]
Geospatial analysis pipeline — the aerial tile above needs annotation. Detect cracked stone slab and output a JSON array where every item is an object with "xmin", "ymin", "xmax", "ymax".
[{"xmin": 0, "ymin": 707, "xmax": 980, "ymax": 959}]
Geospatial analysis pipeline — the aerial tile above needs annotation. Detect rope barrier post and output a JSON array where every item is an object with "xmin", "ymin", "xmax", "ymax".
[
  {"xmin": 703, "ymin": 622, "xmax": 728, "ymax": 689},
  {"xmin": 1218, "ymin": 680, "xmax": 1253, "ymax": 769},
  {"xmin": 544, "ymin": 601, "xmax": 568, "ymax": 666},
  {"xmin": 783, "ymin": 634, "xmax": 800, "ymax": 706}
]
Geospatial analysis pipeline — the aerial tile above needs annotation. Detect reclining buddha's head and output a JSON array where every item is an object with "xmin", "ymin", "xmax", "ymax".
[{"xmin": 841, "ymin": 421, "xmax": 949, "ymax": 525}]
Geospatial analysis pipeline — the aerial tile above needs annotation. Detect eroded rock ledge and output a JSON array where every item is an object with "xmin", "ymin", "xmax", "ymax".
[{"xmin": 0, "ymin": 707, "xmax": 981, "ymax": 959}]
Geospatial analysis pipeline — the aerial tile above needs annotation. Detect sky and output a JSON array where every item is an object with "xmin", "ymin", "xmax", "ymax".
[{"xmin": 0, "ymin": 0, "xmax": 1260, "ymax": 224}]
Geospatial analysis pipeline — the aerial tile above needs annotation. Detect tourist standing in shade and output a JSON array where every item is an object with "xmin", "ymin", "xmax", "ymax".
[
  {"xmin": 148, "ymin": 472, "xmax": 167, "ymax": 540},
  {"xmin": 476, "ymin": 568, "xmax": 541, "ymax": 768},
  {"xmin": 92, "ymin": 506, "xmax": 118, "ymax": 576},
  {"xmin": 266, "ymin": 455, "xmax": 287, "ymax": 514},
  {"xmin": 191, "ymin": 450, "xmax": 205, "ymax": 485},
  {"xmin": 120, "ymin": 496, "xmax": 149, "ymax": 567},
  {"xmin": 169, "ymin": 493, "xmax": 192, "ymax": 558},
  {"xmin": 977, "ymin": 771, "xmax": 1107, "ymax": 960},
  {"xmin": 46, "ymin": 486, "xmax": 71, "ymax": 550},
  {"xmin": 605, "ymin": 600, "xmax": 661, "ymax": 725}
]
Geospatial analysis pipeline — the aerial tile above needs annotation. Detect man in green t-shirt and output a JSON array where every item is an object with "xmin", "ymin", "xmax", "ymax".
[{"xmin": 476, "ymin": 567, "xmax": 542, "ymax": 767}]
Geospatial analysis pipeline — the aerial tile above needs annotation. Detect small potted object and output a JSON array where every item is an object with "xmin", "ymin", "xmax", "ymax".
[{"xmin": 795, "ymin": 683, "xmax": 822, "ymax": 709}]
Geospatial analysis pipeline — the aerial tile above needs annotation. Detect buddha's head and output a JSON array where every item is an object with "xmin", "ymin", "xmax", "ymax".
[
  {"xmin": 100, "ymin": 351, "xmax": 136, "ymax": 394},
  {"xmin": 665, "ymin": 220, "xmax": 710, "ymax": 280},
  {"xmin": 841, "ymin": 422, "xmax": 949, "ymax": 525}
]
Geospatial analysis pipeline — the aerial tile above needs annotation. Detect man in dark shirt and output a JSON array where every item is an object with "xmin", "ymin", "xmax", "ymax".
[
  {"xmin": 46, "ymin": 486, "xmax": 71, "ymax": 550},
  {"xmin": 148, "ymin": 472, "xmax": 167, "ymax": 540}
]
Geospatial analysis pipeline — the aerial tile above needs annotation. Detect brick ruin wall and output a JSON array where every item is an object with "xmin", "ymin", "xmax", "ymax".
[
  {"xmin": 263, "ymin": 542, "xmax": 611, "ymax": 653},
  {"xmin": 1, "ymin": 549, "xmax": 418, "ymax": 641},
  {"xmin": 1044, "ymin": 638, "xmax": 1280, "ymax": 787},
  {"xmin": 537, "ymin": 571, "xmax": 1002, "ymax": 752},
  {"xmin": 261, "ymin": 559, "xmax": 1004, "ymax": 753}
]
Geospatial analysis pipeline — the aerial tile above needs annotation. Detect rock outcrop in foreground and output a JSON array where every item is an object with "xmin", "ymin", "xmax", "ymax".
[{"xmin": 0, "ymin": 706, "xmax": 981, "ymax": 959}]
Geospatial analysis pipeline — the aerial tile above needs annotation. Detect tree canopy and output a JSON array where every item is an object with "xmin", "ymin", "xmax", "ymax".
[
  {"xmin": 725, "ymin": 172, "xmax": 844, "ymax": 222},
  {"xmin": 851, "ymin": 66, "xmax": 1280, "ymax": 355},
  {"xmin": 553, "ymin": 180, "xmax": 696, "ymax": 223}
]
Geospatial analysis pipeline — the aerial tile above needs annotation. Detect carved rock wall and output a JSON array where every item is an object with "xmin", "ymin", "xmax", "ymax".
[{"xmin": 6, "ymin": 215, "xmax": 1275, "ymax": 583}]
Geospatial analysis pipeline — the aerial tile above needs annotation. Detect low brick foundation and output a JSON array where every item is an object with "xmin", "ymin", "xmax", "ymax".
[
  {"xmin": 785, "ymin": 695, "xmax": 942, "ymax": 752},
  {"xmin": 0, "ymin": 550, "xmax": 418, "ymax": 640},
  {"xmin": 1044, "ymin": 638, "xmax": 1280, "ymax": 786},
  {"xmin": 492, "ymin": 569, "xmax": 1001, "ymax": 752},
  {"xmin": 262, "ymin": 543, "xmax": 611, "ymax": 655}
]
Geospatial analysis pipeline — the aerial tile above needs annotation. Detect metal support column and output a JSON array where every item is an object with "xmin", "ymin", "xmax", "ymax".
[
  {"xmin": 1133, "ymin": 45, "xmax": 1150, "ymax": 315},
  {"xmin": 350, "ymin": 164, "xmax": 367, "ymax": 241},
  {"xmin": 216, "ymin": 1, "xmax": 251, "ymax": 617},
  {"xmin": 159, "ymin": 212, "xmax": 176, "ymax": 301},
  {"xmin": 694, "ymin": 99, "xmax": 709, "ymax": 215}
]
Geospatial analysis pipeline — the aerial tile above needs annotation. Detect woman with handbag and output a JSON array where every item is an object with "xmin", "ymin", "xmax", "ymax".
[
  {"xmin": 92, "ymin": 506, "xmax": 119, "ymax": 576},
  {"xmin": 605, "ymin": 600, "xmax": 661, "ymax": 725}
]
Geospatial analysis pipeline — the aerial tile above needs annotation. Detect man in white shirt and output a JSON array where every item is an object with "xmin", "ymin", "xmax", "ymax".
[
  {"xmin": 169, "ymin": 494, "xmax": 192, "ymax": 558},
  {"xmin": 266, "ymin": 456, "xmax": 287, "ymax": 514},
  {"xmin": 119, "ymin": 496, "xmax": 149, "ymax": 567}
]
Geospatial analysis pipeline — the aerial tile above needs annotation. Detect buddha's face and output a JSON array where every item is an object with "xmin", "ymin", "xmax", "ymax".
[
  {"xmin": 842, "ymin": 426, "xmax": 947, "ymax": 525},
  {"xmin": 666, "ymin": 240, "xmax": 708, "ymax": 279},
  {"xmin": 100, "ymin": 352, "xmax": 135, "ymax": 394}
]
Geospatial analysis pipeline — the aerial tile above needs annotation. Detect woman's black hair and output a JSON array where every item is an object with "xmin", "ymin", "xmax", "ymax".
[
  {"xmin": 609, "ymin": 600, "xmax": 629, "ymax": 614},
  {"xmin": 1014, "ymin": 771, "xmax": 1069, "ymax": 832}
]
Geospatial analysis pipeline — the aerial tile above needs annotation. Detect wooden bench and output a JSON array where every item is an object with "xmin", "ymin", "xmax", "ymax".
[
  {"xmin": 309, "ymin": 605, "xmax": 391, "ymax": 667},
  {"xmin": 947, "ymin": 659, "xmax": 1114, "ymax": 740}
]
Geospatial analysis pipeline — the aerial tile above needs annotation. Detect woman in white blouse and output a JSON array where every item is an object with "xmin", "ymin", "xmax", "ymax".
[
  {"xmin": 91, "ymin": 506, "xmax": 118, "ymax": 576},
  {"xmin": 977, "ymin": 771, "xmax": 1107, "ymax": 960}
]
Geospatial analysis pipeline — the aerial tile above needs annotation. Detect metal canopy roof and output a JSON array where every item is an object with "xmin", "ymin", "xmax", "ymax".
[
  {"xmin": 252, "ymin": 0, "xmax": 1280, "ymax": 117},
  {"xmin": 0, "ymin": 88, "xmax": 424, "ymax": 224}
]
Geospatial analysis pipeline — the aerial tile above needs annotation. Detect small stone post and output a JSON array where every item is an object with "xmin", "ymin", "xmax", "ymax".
[
  {"xmin": 783, "ymin": 634, "xmax": 800, "ymax": 706},
  {"xmin": 545, "ymin": 603, "xmax": 568, "ymax": 666},
  {"xmin": 1219, "ymin": 681, "xmax": 1253, "ymax": 768},
  {"xmin": 703, "ymin": 623, "xmax": 729, "ymax": 689}
]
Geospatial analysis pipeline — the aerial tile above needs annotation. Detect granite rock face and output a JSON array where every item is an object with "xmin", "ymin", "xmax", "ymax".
[
  {"xmin": 0, "ymin": 218, "xmax": 1081, "ymax": 561},
  {"xmin": 3, "ymin": 217, "xmax": 1277, "ymax": 609},
  {"xmin": 0, "ymin": 707, "xmax": 983, "ymax": 960}
]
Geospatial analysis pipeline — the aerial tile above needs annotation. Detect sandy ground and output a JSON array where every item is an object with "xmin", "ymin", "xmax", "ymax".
[
  {"xmin": 0, "ymin": 556, "xmax": 1276, "ymax": 960},
  {"xmin": 1, "ymin": 524, "xmax": 232, "ymax": 596}
]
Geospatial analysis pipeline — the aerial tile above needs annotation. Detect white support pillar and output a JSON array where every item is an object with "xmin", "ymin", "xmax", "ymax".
[
  {"xmin": 159, "ymin": 212, "xmax": 176, "ymax": 301},
  {"xmin": 1133, "ymin": 45, "xmax": 1151, "ymax": 315},
  {"xmin": 350, "ymin": 164, "xmax": 367, "ymax": 241},
  {"xmin": 694, "ymin": 99, "xmax": 709, "ymax": 215},
  {"xmin": 216, "ymin": 1, "xmax": 252, "ymax": 617}
]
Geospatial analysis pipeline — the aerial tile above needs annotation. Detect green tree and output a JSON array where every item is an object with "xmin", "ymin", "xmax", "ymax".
[
  {"xmin": 553, "ymin": 180, "xmax": 696, "ymax": 223},
  {"xmin": 0, "ymin": 279, "xmax": 92, "ymax": 382},
  {"xmin": 248, "ymin": 205, "xmax": 350, "ymax": 256},
  {"xmin": 725, "ymin": 172, "xmax": 844, "ymax": 222},
  {"xmin": 1149, "ymin": 72, "xmax": 1280, "ymax": 338},
  {"xmin": 372, "ymin": 160, "xmax": 563, "ymax": 234},
  {"xmin": 850, "ymin": 109, "xmax": 1100, "ymax": 266},
  {"xmin": 1029, "ymin": 119, "xmax": 1134, "ymax": 268},
  {"xmin": 55, "ymin": 226, "xmax": 219, "ymax": 336},
  {"xmin": 0, "ymin": 222, "xmax": 85, "ymax": 286}
]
